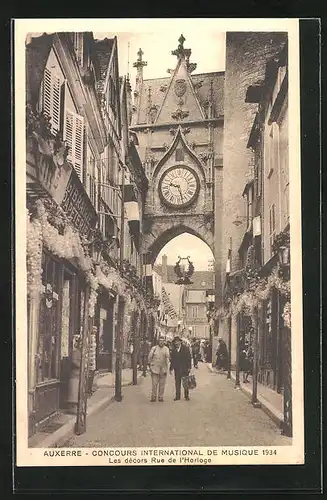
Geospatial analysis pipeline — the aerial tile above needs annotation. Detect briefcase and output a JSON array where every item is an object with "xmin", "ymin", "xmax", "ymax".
[{"xmin": 182, "ymin": 373, "xmax": 197, "ymax": 390}]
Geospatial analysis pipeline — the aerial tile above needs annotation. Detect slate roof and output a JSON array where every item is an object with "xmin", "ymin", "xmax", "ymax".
[{"xmin": 93, "ymin": 38, "xmax": 115, "ymax": 95}]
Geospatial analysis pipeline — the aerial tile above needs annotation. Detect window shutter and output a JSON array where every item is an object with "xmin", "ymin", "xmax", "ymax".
[
  {"xmin": 64, "ymin": 109, "xmax": 84, "ymax": 181},
  {"xmin": 42, "ymin": 67, "xmax": 52, "ymax": 121},
  {"xmin": 74, "ymin": 114, "xmax": 84, "ymax": 181},
  {"xmin": 41, "ymin": 67, "xmax": 62, "ymax": 134}
]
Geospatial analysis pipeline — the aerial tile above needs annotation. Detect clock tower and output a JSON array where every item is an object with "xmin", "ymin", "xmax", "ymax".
[{"xmin": 130, "ymin": 35, "xmax": 224, "ymax": 304}]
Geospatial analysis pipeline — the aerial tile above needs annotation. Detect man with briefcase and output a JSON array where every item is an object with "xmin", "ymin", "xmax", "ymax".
[{"xmin": 169, "ymin": 335, "xmax": 193, "ymax": 401}]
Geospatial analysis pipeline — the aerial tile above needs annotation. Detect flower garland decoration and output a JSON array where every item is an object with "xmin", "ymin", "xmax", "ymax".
[
  {"xmin": 26, "ymin": 210, "xmax": 43, "ymax": 298},
  {"xmin": 216, "ymin": 266, "xmax": 291, "ymax": 323},
  {"xmin": 26, "ymin": 200, "xmax": 93, "ymax": 300},
  {"xmin": 282, "ymin": 301, "xmax": 291, "ymax": 329},
  {"xmin": 85, "ymin": 270, "xmax": 99, "ymax": 319}
]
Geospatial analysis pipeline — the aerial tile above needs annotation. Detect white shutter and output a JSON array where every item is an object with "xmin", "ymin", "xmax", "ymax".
[
  {"xmin": 40, "ymin": 67, "xmax": 62, "ymax": 134},
  {"xmin": 42, "ymin": 67, "xmax": 52, "ymax": 120},
  {"xmin": 74, "ymin": 114, "xmax": 84, "ymax": 181},
  {"xmin": 64, "ymin": 109, "xmax": 84, "ymax": 182},
  {"xmin": 52, "ymin": 74, "xmax": 61, "ymax": 133}
]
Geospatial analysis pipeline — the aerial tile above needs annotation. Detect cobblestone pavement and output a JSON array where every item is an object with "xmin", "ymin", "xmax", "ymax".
[{"xmin": 66, "ymin": 363, "xmax": 291, "ymax": 447}]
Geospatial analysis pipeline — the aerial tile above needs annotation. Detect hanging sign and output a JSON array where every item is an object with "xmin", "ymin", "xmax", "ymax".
[
  {"xmin": 253, "ymin": 215, "xmax": 262, "ymax": 236},
  {"xmin": 61, "ymin": 168, "xmax": 98, "ymax": 238}
]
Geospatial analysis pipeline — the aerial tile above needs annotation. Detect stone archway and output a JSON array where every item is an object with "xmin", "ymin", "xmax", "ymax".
[{"xmin": 142, "ymin": 218, "xmax": 214, "ymax": 265}]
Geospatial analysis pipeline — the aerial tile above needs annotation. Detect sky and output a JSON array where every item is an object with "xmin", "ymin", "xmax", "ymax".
[
  {"xmin": 155, "ymin": 234, "xmax": 214, "ymax": 271},
  {"xmin": 94, "ymin": 30, "xmax": 226, "ymax": 81}
]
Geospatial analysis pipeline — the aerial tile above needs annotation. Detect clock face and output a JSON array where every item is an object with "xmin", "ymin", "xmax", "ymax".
[{"xmin": 159, "ymin": 166, "xmax": 200, "ymax": 208}]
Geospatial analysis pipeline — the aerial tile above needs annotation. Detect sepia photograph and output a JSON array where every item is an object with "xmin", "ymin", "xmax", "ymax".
[{"xmin": 15, "ymin": 18, "xmax": 304, "ymax": 467}]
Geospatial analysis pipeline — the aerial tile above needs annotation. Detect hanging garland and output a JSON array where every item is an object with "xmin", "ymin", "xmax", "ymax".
[
  {"xmin": 215, "ymin": 266, "xmax": 291, "ymax": 323},
  {"xmin": 26, "ymin": 199, "xmax": 154, "ymax": 334},
  {"xmin": 26, "ymin": 210, "xmax": 43, "ymax": 299},
  {"xmin": 282, "ymin": 301, "xmax": 291, "ymax": 329}
]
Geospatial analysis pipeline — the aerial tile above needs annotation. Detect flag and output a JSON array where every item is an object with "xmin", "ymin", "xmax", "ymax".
[{"xmin": 161, "ymin": 287, "xmax": 178, "ymax": 319}]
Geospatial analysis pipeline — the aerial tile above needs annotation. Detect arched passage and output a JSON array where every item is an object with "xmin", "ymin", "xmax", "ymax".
[{"xmin": 143, "ymin": 221, "xmax": 214, "ymax": 265}]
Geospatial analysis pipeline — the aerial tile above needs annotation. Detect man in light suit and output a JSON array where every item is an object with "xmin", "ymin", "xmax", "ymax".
[{"xmin": 148, "ymin": 335, "xmax": 170, "ymax": 402}]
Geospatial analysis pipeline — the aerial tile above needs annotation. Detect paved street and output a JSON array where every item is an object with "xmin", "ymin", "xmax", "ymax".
[{"xmin": 66, "ymin": 363, "xmax": 291, "ymax": 448}]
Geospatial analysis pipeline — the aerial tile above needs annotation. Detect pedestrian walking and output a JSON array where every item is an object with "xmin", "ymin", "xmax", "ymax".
[
  {"xmin": 240, "ymin": 343, "xmax": 253, "ymax": 383},
  {"xmin": 199, "ymin": 340, "xmax": 205, "ymax": 362},
  {"xmin": 139, "ymin": 339, "xmax": 151, "ymax": 376},
  {"xmin": 215, "ymin": 337, "xmax": 229, "ymax": 371},
  {"xmin": 205, "ymin": 340, "xmax": 211, "ymax": 363},
  {"xmin": 170, "ymin": 335, "xmax": 192, "ymax": 401},
  {"xmin": 191, "ymin": 339, "xmax": 200, "ymax": 369},
  {"xmin": 148, "ymin": 335, "xmax": 170, "ymax": 402}
]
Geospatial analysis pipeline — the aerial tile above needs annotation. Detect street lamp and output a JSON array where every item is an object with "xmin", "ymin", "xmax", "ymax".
[{"xmin": 278, "ymin": 245, "xmax": 290, "ymax": 280}]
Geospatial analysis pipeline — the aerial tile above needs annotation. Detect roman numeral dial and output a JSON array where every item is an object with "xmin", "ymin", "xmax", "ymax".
[{"xmin": 159, "ymin": 166, "xmax": 200, "ymax": 208}]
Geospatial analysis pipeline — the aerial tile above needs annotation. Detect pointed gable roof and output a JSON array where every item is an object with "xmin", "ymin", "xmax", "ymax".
[
  {"xmin": 154, "ymin": 56, "xmax": 205, "ymax": 125},
  {"xmin": 153, "ymin": 126, "xmax": 205, "ymax": 178}
]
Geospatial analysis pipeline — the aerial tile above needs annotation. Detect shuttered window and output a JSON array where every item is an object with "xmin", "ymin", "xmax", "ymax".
[
  {"xmin": 39, "ymin": 67, "xmax": 63, "ymax": 135},
  {"xmin": 64, "ymin": 109, "xmax": 85, "ymax": 181}
]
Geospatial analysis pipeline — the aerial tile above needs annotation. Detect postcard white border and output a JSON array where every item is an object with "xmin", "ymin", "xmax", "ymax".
[{"xmin": 15, "ymin": 18, "xmax": 304, "ymax": 467}]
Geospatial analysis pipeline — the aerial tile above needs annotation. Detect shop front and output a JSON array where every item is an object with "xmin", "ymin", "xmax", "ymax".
[
  {"xmin": 32, "ymin": 248, "xmax": 89, "ymax": 430},
  {"xmin": 26, "ymin": 170, "xmax": 97, "ymax": 436}
]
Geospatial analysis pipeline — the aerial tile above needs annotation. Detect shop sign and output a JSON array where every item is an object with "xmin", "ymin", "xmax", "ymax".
[{"xmin": 61, "ymin": 168, "xmax": 98, "ymax": 238}]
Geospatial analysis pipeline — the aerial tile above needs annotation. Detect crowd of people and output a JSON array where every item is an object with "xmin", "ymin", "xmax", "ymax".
[{"xmin": 137, "ymin": 332, "xmax": 254, "ymax": 403}]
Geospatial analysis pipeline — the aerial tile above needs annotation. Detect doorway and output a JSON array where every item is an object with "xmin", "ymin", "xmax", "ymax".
[{"xmin": 96, "ymin": 292, "xmax": 114, "ymax": 372}]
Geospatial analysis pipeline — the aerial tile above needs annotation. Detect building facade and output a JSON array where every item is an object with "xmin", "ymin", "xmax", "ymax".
[
  {"xmin": 25, "ymin": 32, "xmax": 152, "ymax": 437},
  {"xmin": 214, "ymin": 34, "xmax": 291, "ymax": 435},
  {"xmin": 155, "ymin": 255, "xmax": 214, "ymax": 339},
  {"xmin": 184, "ymin": 272, "xmax": 215, "ymax": 339},
  {"xmin": 129, "ymin": 36, "xmax": 224, "ymax": 306}
]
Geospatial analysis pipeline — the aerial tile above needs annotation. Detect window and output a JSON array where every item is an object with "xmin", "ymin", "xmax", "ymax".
[
  {"xmin": 269, "ymin": 203, "xmax": 276, "ymax": 256},
  {"xmin": 187, "ymin": 290, "xmax": 205, "ymax": 303},
  {"xmin": 254, "ymin": 148, "xmax": 262, "ymax": 198},
  {"xmin": 188, "ymin": 305, "xmax": 199, "ymax": 318},
  {"xmin": 64, "ymin": 109, "xmax": 85, "ymax": 181}
]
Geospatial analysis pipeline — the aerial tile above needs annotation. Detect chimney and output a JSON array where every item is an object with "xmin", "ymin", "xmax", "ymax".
[{"xmin": 161, "ymin": 254, "xmax": 168, "ymax": 283}]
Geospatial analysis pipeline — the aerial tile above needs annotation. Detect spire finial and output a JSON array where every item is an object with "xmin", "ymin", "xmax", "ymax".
[
  {"xmin": 178, "ymin": 34, "xmax": 185, "ymax": 46},
  {"xmin": 133, "ymin": 48, "xmax": 147, "ymax": 69},
  {"xmin": 172, "ymin": 34, "xmax": 191, "ymax": 61}
]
